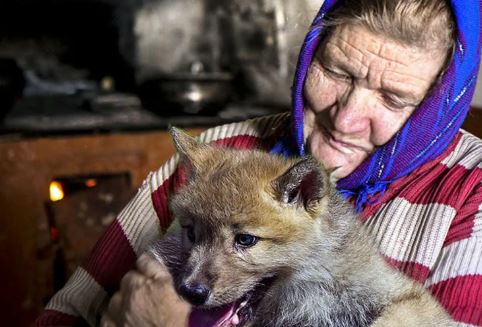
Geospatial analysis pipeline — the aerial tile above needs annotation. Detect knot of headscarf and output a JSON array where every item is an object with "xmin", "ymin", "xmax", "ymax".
[
  {"xmin": 338, "ymin": 180, "xmax": 393, "ymax": 212},
  {"xmin": 272, "ymin": 0, "xmax": 482, "ymax": 211}
]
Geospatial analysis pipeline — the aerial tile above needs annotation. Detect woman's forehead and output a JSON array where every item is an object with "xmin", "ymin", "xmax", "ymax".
[{"xmin": 318, "ymin": 24, "xmax": 446, "ymax": 100}]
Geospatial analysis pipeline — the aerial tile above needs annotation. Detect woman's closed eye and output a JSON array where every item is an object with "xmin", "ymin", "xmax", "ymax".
[
  {"xmin": 381, "ymin": 93, "xmax": 416, "ymax": 110},
  {"xmin": 323, "ymin": 66, "xmax": 352, "ymax": 83}
]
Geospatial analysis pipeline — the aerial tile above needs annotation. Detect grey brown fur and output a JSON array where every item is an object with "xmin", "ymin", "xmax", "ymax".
[{"xmin": 149, "ymin": 128, "xmax": 453, "ymax": 327}]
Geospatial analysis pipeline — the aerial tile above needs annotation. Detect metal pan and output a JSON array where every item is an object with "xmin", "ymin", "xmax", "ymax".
[{"xmin": 137, "ymin": 72, "xmax": 233, "ymax": 116}]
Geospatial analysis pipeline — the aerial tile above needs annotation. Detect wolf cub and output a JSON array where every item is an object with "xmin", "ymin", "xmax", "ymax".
[{"xmin": 149, "ymin": 128, "xmax": 453, "ymax": 327}]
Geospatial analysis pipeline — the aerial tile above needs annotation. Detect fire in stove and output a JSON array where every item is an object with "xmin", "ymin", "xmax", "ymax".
[
  {"xmin": 49, "ymin": 181, "xmax": 64, "ymax": 202},
  {"xmin": 44, "ymin": 174, "xmax": 134, "ymax": 289},
  {"xmin": 49, "ymin": 177, "xmax": 100, "ymax": 203}
]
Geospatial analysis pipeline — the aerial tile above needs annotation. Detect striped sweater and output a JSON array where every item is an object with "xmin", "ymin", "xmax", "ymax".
[{"xmin": 38, "ymin": 113, "xmax": 482, "ymax": 326}]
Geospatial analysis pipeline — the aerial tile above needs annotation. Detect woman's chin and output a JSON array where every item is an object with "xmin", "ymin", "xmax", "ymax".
[{"xmin": 308, "ymin": 137, "xmax": 365, "ymax": 179}]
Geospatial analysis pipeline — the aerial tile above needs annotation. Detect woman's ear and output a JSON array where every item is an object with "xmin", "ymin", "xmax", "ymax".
[{"xmin": 271, "ymin": 157, "xmax": 327, "ymax": 215}]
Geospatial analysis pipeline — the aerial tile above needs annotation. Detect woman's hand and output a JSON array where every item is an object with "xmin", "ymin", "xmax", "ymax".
[{"xmin": 100, "ymin": 253, "xmax": 191, "ymax": 327}]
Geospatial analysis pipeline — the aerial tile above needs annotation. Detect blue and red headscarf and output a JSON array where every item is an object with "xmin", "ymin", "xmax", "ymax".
[{"xmin": 274, "ymin": 0, "xmax": 482, "ymax": 211}]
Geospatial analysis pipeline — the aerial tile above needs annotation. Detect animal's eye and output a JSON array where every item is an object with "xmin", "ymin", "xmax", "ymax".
[
  {"xmin": 183, "ymin": 226, "xmax": 195, "ymax": 243},
  {"xmin": 235, "ymin": 234, "xmax": 258, "ymax": 247}
]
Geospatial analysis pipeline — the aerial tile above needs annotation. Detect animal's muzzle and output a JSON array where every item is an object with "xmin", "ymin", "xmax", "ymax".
[{"xmin": 179, "ymin": 282, "xmax": 211, "ymax": 306}]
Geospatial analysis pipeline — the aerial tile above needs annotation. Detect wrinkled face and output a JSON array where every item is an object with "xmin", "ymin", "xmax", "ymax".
[{"xmin": 304, "ymin": 24, "xmax": 446, "ymax": 178}]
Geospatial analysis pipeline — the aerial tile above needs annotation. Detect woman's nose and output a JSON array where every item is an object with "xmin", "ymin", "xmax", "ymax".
[{"xmin": 333, "ymin": 86, "xmax": 371, "ymax": 134}]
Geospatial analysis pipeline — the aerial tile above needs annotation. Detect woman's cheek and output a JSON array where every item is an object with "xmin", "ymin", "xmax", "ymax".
[
  {"xmin": 305, "ymin": 69, "xmax": 336, "ymax": 112},
  {"xmin": 304, "ymin": 66, "xmax": 323, "ymax": 98},
  {"xmin": 371, "ymin": 106, "xmax": 413, "ymax": 146}
]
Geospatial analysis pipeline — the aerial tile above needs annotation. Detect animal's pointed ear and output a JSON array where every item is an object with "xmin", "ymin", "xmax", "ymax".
[
  {"xmin": 170, "ymin": 127, "xmax": 198, "ymax": 156},
  {"xmin": 170, "ymin": 127, "xmax": 207, "ymax": 168},
  {"xmin": 272, "ymin": 157, "xmax": 327, "ymax": 214}
]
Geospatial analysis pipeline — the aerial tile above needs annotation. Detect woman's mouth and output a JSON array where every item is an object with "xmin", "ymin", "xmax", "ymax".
[
  {"xmin": 329, "ymin": 137, "xmax": 356, "ymax": 154},
  {"xmin": 318, "ymin": 124, "xmax": 370, "ymax": 155}
]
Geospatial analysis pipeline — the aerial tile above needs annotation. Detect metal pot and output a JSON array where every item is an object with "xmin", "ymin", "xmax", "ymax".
[{"xmin": 137, "ymin": 72, "xmax": 233, "ymax": 116}]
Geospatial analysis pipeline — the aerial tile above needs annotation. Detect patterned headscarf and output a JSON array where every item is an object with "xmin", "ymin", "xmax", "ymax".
[{"xmin": 282, "ymin": 0, "xmax": 482, "ymax": 211}]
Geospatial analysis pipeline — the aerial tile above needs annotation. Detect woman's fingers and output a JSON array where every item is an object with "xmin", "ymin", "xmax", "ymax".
[
  {"xmin": 137, "ymin": 253, "xmax": 172, "ymax": 280},
  {"xmin": 101, "ymin": 254, "xmax": 190, "ymax": 327}
]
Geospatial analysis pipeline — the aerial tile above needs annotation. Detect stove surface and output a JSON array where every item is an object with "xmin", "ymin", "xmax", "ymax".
[{"xmin": 0, "ymin": 92, "xmax": 287, "ymax": 136}]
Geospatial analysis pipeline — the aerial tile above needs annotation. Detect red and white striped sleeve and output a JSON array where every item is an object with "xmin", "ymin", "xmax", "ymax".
[
  {"xmin": 361, "ymin": 131, "xmax": 482, "ymax": 326},
  {"xmin": 425, "ymin": 132, "xmax": 482, "ymax": 327},
  {"xmin": 427, "ymin": 190, "xmax": 482, "ymax": 326},
  {"xmin": 36, "ymin": 113, "xmax": 290, "ymax": 326}
]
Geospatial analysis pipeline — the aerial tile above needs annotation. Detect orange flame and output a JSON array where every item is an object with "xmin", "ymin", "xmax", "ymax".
[
  {"xmin": 49, "ymin": 181, "xmax": 64, "ymax": 202},
  {"xmin": 85, "ymin": 179, "xmax": 97, "ymax": 188}
]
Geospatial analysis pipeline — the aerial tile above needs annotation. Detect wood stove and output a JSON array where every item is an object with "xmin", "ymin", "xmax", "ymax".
[{"xmin": 0, "ymin": 128, "xmax": 206, "ymax": 326}]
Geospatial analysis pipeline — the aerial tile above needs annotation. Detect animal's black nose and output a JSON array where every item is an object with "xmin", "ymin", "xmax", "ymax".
[{"xmin": 179, "ymin": 283, "xmax": 210, "ymax": 305}]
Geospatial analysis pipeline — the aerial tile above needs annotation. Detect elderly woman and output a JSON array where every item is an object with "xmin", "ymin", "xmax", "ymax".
[{"xmin": 38, "ymin": 0, "xmax": 482, "ymax": 326}]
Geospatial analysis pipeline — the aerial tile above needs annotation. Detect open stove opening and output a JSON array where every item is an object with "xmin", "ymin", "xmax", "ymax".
[{"xmin": 43, "ymin": 173, "xmax": 134, "ymax": 291}]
